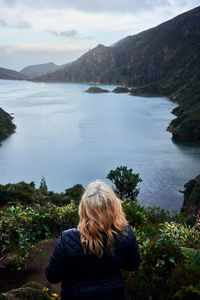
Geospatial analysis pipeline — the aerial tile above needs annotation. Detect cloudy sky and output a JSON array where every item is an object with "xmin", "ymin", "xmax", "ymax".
[{"xmin": 0, "ymin": 0, "xmax": 199, "ymax": 71}]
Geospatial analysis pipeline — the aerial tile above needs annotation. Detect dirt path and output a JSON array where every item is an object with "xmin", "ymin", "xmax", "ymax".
[
  {"xmin": 0, "ymin": 238, "xmax": 61, "ymax": 294},
  {"xmin": 24, "ymin": 238, "xmax": 61, "ymax": 292}
]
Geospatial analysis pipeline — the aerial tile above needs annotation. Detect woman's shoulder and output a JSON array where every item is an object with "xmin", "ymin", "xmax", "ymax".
[
  {"xmin": 62, "ymin": 227, "xmax": 79, "ymax": 234},
  {"xmin": 59, "ymin": 227, "xmax": 82, "ymax": 252},
  {"xmin": 116, "ymin": 225, "xmax": 136, "ymax": 246},
  {"xmin": 125, "ymin": 224, "xmax": 136, "ymax": 236},
  {"xmin": 61, "ymin": 227, "xmax": 80, "ymax": 240}
]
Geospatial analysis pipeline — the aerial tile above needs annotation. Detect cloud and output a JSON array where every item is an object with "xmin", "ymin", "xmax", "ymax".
[
  {"xmin": 0, "ymin": 43, "xmax": 89, "ymax": 70},
  {"xmin": 47, "ymin": 29, "xmax": 80, "ymax": 37},
  {"xmin": 60, "ymin": 29, "xmax": 80, "ymax": 37},
  {"xmin": 0, "ymin": 17, "xmax": 32, "ymax": 29},
  {"xmin": 1, "ymin": 0, "xmax": 199, "ymax": 14},
  {"xmin": 0, "ymin": 43, "xmax": 87, "ymax": 54},
  {"xmin": 0, "ymin": 19, "xmax": 8, "ymax": 27},
  {"xmin": 15, "ymin": 21, "xmax": 32, "ymax": 29},
  {"xmin": 46, "ymin": 28, "xmax": 92, "ymax": 39}
]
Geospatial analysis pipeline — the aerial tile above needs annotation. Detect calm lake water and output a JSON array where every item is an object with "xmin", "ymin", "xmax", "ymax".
[{"xmin": 0, "ymin": 80, "xmax": 200, "ymax": 211}]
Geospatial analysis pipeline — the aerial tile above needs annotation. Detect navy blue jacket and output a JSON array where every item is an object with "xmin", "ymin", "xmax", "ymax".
[{"xmin": 46, "ymin": 225, "xmax": 140, "ymax": 299}]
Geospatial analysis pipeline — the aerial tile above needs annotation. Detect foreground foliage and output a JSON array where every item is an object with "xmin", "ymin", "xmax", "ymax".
[
  {"xmin": 0, "ymin": 282, "xmax": 60, "ymax": 300},
  {"xmin": 0, "ymin": 175, "xmax": 200, "ymax": 299}
]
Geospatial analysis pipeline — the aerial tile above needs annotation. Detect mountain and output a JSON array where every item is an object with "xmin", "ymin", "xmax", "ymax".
[
  {"xmin": 35, "ymin": 6, "xmax": 200, "ymax": 143},
  {"xmin": 0, "ymin": 108, "xmax": 16, "ymax": 143},
  {"xmin": 0, "ymin": 67, "xmax": 26, "ymax": 80},
  {"xmin": 19, "ymin": 62, "xmax": 61, "ymax": 79}
]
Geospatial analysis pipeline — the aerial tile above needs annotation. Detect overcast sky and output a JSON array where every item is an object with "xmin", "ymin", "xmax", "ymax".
[{"xmin": 0, "ymin": 0, "xmax": 199, "ymax": 71}]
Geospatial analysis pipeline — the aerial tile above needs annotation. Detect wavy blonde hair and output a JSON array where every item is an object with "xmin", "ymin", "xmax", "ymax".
[{"xmin": 78, "ymin": 180, "xmax": 127, "ymax": 257}]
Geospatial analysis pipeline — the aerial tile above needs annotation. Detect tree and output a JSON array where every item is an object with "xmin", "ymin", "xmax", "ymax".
[
  {"xmin": 65, "ymin": 184, "xmax": 84, "ymax": 204},
  {"xmin": 0, "ymin": 189, "xmax": 12, "ymax": 206},
  {"xmin": 106, "ymin": 166, "xmax": 142, "ymax": 201},
  {"xmin": 39, "ymin": 176, "xmax": 48, "ymax": 192}
]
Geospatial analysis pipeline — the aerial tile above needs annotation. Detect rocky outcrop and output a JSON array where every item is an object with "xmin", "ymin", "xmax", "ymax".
[
  {"xmin": 112, "ymin": 87, "xmax": 129, "ymax": 93},
  {"xmin": 0, "ymin": 108, "xmax": 16, "ymax": 144},
  {"xmin": 85, "ymin": 87, "xmax": 110, "ymax": 93}
]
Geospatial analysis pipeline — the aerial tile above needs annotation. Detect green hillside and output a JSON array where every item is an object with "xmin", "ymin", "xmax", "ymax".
[{"xmin": 0, "ymin": 108, "xmax": 16, "ymax": 143}]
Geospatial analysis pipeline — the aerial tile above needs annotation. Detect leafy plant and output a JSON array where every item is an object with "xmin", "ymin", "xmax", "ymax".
[
  {"xmin": 107, "ymin": 166, "xmax": 142, "ymax": 201},
  {"xmin": 181, "ymin": 247, "xmax": 200, "ymax": 272}
]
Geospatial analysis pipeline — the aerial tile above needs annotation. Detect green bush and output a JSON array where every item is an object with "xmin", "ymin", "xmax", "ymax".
[
  {"xmin": 64, "ymin": 184, "xmax": 84, "ymax": 205},
  {"xmin": 0, "ymin": 203, "xmax": 78, "ymax": 269},
  {"xmin": 107, "ymin": 166, "xmax": 142, "ymax": 201}
]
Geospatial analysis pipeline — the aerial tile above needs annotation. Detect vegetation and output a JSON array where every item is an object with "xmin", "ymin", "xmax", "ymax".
[
  {"xmin": 65, "ymin": 184, "xmax": 84, "ymax": 205},
  {"xmin": 84, "ymin": 87, "xmax": 110, "ymax": 93},
  {"xmin": 180, "ymin": 175, "xmax": 200, "ymax": 225},
  {"xmin": 0, "ymin": 282, "xmax": 60, "ymax": 300},
  {"xmin": 0, "ymin": 167, "xmax": 200, "ymax": 299},
  {"xmin": 0, "ymin": 108, "xmax": 16, "ymax": 143},
  {"xmin": 39, "ymin": 176, "xmax": 48, "ymax": 193},
  {"xmin": 107, "ymin": 166, "xmax": 142, "ymax": 201}
]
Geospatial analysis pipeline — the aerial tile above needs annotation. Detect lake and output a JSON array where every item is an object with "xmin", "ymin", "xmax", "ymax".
[{"xmin": 0, "ymin": 79, "xmax": 200, "ymax": 212}]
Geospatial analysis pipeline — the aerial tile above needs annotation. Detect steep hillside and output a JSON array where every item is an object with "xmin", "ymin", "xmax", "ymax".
[
  {"xmin": 19, "ymin": 62, "xmax": 60, "ymax": 78},
  {"xmin": 0, "ymin": 108, "xmax": 16, "ymax": 143},
  {"xmin": 37, "ymin": 6, "xmax": 200, "ymax": 143},
  {"xmin": 38, "ymin": 6, "xmax": 200, "ymax": 86},
  {"xmin": 0, "ymin": 67, "xmax": 26, "ymax": 80},
  {"xmin": 37, "ymin": 44, "xmax": 117, "ymax": 83}
]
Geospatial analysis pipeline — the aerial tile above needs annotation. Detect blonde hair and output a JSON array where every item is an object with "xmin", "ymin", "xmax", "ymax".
[{"xmin": 78, "ymin": 180, "xmax": 127, "ymax": 257}]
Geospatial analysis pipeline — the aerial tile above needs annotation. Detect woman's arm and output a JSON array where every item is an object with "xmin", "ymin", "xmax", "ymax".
[
  {"xmin": 122, "ymin": 227, "xmax": 140, "ymax": 271},
  {"xmin": 45, "ymin": 233, "xmax": 67, "ymax": 284}
]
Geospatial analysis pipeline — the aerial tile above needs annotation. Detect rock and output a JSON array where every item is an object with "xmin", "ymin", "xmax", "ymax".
[
  {"xmin": 84, "ymin": 87, "xmax": 110, "ymax": 93},
  {"xmin": 112, "ymin": 87, "xmax": 129, "ymax": 93}
]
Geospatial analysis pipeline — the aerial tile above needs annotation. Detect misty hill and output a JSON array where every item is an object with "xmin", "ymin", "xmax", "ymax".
[
  {"xmin": 0, "ymin": 67, "xmax": 26, "ymax": 80},
  {"xmin": 37, "ymin": 6, "xmax": 200, "ymax": 143},
  {"xmin": 19, "ymin": 62, "xmax": 61, "ymax": 78}
]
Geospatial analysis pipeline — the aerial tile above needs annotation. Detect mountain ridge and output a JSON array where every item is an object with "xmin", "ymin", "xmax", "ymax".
[
  {"xmin": 36, "ymin": 6, "xmax": 200, "ymax": 143},
  {"xmin": 19, "ymin": 62, "xmax": 61, "ymax": 78},
  {"xmin": 0, "ymin": 67, "xmax": 26, "ymax": 80}
]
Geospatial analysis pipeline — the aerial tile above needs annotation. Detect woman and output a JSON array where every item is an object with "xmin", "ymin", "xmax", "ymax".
[{"xmin": 46, "ymin": 180, "xmax": 140, "ymax": 299}]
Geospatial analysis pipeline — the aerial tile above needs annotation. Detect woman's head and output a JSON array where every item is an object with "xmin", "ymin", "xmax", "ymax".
[{"xmin": 78, "ymin": 180, "xmax": 127, "ymax": 257}]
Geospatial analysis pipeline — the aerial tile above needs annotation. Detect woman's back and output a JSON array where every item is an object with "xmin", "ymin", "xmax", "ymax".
[{"xmin": 46, "ymin": 180, "xmax": 140, "ymax": 299}]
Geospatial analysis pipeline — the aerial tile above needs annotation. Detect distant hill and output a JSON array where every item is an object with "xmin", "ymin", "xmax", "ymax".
[
  {"xmin": 37, "ymin": 6, "xmax": 200, "ymax": 143},
  {"xmin": 0, "ymin": 108, "xmax": 16, "ymax": 143},
  {"xmin": 19, "ymin": 62, "xmax": 61, "ymax": 78},
  {"xmin": 0, "ymin": 67, "xmax": 26, "ymax": 80}
]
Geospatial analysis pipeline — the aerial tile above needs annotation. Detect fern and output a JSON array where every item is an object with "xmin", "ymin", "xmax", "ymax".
[
  {"xmin": 174, "ymin": 282, "xmax": 200, "ymax": 299},
  {"xmin": 181, "ymin": 247, "xmax": 200, "ymax": 272}
]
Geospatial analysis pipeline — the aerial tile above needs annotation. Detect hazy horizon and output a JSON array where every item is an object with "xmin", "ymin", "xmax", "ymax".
[{"xmin": 0, "ymin": 0, "xmax": 199, "ymax": 71}]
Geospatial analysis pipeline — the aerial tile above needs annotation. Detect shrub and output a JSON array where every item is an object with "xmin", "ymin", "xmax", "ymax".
[
  {"xmin": 107, "ymin": 166, "xmax": 142, "ymax": 201},
  {"xmin": 0, "ymin": 203, "xmax": 79, "ymax": 269},
  {"xmin": 64, "ymin": 184, "xmax": 84, "ymax": 204}
]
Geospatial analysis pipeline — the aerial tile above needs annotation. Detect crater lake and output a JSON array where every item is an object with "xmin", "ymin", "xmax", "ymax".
[{"xmin": 1, "ymin": 79, "xmax": 200, "ymax": 211}]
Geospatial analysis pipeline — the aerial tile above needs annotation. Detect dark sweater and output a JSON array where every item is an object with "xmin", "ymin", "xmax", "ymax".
[{"xmin": 46, "ymin": 225, "xmax": 140, "ymax": 299}]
